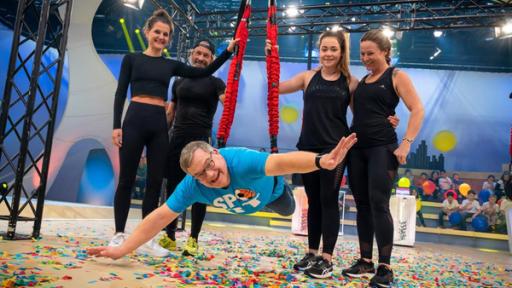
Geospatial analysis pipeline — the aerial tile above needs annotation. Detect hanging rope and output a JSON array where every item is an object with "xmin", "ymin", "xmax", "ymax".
[
  {"xmin": 266, "ymin": 0, "xmax": 280, "ymax": 153},
  {"xmin": 217, "ymin": 0, "xmax": 280, "ymax": 152},
  {"xmin": 217, "ymin": 0, "xmax": 251, "ymax": 148}
]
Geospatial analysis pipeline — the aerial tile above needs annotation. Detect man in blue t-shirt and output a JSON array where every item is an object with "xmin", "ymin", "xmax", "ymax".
[{"xmin": 87, "ymin": 133, "xmax": 357, "ymax": 259}]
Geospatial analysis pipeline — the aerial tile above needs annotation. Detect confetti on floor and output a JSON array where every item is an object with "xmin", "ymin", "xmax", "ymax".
[{"xmin": 0, "ymin": 219, "xmax": 510, "ymax": 287}]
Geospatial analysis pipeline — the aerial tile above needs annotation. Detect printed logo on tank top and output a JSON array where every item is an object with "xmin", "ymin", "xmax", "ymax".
[
  {"xmin": 307, "ymin": 84, "xmax": 347, "ymax": 99},
  {"xmin": 211, "ymin": 189, "xmax": 261, "ymax": 213}
]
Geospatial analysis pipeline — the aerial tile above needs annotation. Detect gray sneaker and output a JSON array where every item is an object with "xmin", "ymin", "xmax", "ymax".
[{"xmin": 293, "ymin": 253, "xmax": 320, "ymax": 271}]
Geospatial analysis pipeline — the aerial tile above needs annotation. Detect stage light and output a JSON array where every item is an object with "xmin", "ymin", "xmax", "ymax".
[
  {"xmin": 331, "ymin": 25, "xmax": 341, "ymax": 32},
  {"xmin": 123, "ymin": 0, "xmax": 144, "ymax": 10},
  {"xmin": 495, "ymin": 20, "xmax": 512, "ymax": 39},
  {"xmin": 163, "ymin": 48, "xmax": 170, "ymax": 58},
  {"xmin": 433, "ymin": 30, "xmax": 443, "ymax": 38},
  {"xmin": 119, "ymin": 18, "xmax": 135, "ymax": 52},
  {"xmin": 135, "ymin": 28, "xmax": 146, "ymax": 50},
  {"xmin": 503, "ymin": 21, "xmax": 512, "ymax": 33},
  {"xmin": 1, "ymin": 182, "xmax": 7, "ymax": 195},
  {"xmin": 288, "ymin": 26, "xmax": 296, "ymax": 32},
  {"xmin": 382, "ymin": 26, "xmax": 395, "ymax": 38},
  {"xmin": 284, "ymin": 6, "xmax": 300, "ymax": 17},
  {"xmin": 429, "ymin": 47, "xmax": 442, "ymax": 60}
]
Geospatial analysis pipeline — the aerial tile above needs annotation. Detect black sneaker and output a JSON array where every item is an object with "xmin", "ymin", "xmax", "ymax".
[
  {"xmin": 342, "ymin": 258, "xmax": 375, "ymax": 278},
  {"xmin": 370, "ymin": 264, "xmax": 394, "ymax": 287},
  {"xmin": 293, "ymin": 253, "xmax": 318, "ymax": 271},
  {"xmin": 304, "ymin": 258, "xmax": 333, "ymax": 279}
]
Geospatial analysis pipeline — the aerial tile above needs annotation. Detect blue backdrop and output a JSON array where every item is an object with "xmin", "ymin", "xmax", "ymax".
[{"xmin": 1, "ymin": 22, "xmax": 512, "ymax": 205}]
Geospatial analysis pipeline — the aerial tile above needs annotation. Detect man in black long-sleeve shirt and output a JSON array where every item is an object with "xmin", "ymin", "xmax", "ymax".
[{"xmin": 159, "ymin": 39, "xmax": 227, "ymax": 256}]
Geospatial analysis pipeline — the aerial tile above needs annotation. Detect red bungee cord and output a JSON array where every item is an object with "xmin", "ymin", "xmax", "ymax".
[
  {"xmin": 266, "ymin": 0, "xmax": 280, "ymax": 153},
  {"xmin": 217, "ymin": 0, "xmax": 281, "ymax": 153},
  {"xmin": 216, "ymin": 0, "xmax": 251, "ymax": 148}
]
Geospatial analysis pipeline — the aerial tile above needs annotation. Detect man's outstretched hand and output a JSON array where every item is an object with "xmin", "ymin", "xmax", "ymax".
[
  {"xmin": 319, "ymin": 133, "xmax": 357, "ymax": 170},
  {"xmin": 86, "ymin": 246, "xmax": 125, "ymax": 260}
]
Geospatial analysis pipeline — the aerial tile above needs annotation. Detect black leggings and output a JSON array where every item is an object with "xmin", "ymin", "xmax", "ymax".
[
  {"xmin": 301, "ymin": 149, "xmax": 344, "ymax": 256},
  {"xmin": 114, "ymin": 102, "xmax": 168, "ymax": 233},
  {"xmin": 347, "ymin": 143, "xmax": 398, "ymax": 265},
  {"xmin": 165, "ymin": 133, "xmax": 210, "ymax": 240}
]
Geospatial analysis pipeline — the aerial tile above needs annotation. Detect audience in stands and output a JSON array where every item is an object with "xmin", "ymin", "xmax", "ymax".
[
  {"xmin": 479, "ymin": 194, "xmax": 500, "ymax": 230},
  {"xmin": 429, "ymin": 170, "xmax": 441, "ymax": 201},
  {"xmin": 495, "ymin": 171, "xmax": 510, "ymax": 200},
  {"xmin": 438, "ymin": 170, "xmax": 453, "ymax": 200},
  {"xmin": 390, "ymin": 169, "xmax": 512, "ymax": 233},
  {"xmin": 415, "ymin": 172, "xmax": 429, "ymax": 200},
  {"xmin": 482, "ymin": 174, "xmax": 496, "ymax": 193},
  {"xmin": 429, "ymin": 170, "xmax": 440, "ymax": 186},
  {"xmin": 459, "ymin": 190, "xmax": 481, "ymax": 230},
  {"xmin": 404, "ymin": 169, "xmax": 414, "ymax": 184},
  {"xmin": 499, "ymin": 188, "xmax": 512, "ymax": 213},
  {"xmin": 410, "ymin": 187, "xmax": 426, "ymax": 227},
  {"xmin": 438, "ymin": 191, "xmax": 459, "ymax": 229},
  {"xmin": 451, "ymin": 173, "xmax": 463, "ymax": 192}
]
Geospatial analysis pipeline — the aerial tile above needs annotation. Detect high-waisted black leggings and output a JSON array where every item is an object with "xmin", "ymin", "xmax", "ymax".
[
  {"xmin": 114, "ymin": 101, "xmax": 168, "ymax": 233},
  {"xmin": 165, "ymin": 133, "xmax": 209, "ymax": 240},
  {"xmin": 347, "ymin": 143, "xmax": 398, "ymax": 265},
  {"xmin": 301, "ymin": 148, "xmax": 345, "ymax": 256}
]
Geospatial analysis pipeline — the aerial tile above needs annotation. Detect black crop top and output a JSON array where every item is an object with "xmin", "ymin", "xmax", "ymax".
[{"xmin": 113, "ymin": 49, "xmax": 232, "ymax": 128}]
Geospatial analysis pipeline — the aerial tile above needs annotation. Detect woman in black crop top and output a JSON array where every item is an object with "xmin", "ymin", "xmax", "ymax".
[
  {"xmin": 267, "ymin": 30, "xmax": 398, "ymax": 279},
  {"xmin": 109, "ymin": 9, "xmax": 236, "ymax": 256},
  {"xmin": 342, "ymin": 30, "xmax": 424, "ymax": 287}
]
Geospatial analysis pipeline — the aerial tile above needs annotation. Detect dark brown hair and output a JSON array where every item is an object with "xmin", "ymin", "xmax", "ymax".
[
  {"xmin": 144, "ymin": 9, "xmax": 173, "ymax": 34},
  {"xmin": 361, "ymin": 29, "xmax": 392, "ymax": 65}
]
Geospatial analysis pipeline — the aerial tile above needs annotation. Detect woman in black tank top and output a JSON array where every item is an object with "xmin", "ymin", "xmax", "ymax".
[
  {"xmin": 267, "ymin": 30, "xmax": 395, "ymax": 279},
  {"xmin": 265, "ymin": 30, "xmax": 355, "ymax": 278},
  {"xmin": 342, "ymin": 30, "xmax": 424, "ymax": 287}
]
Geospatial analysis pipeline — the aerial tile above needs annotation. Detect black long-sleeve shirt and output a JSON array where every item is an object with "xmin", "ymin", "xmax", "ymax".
[
  {"xmin": 113, "ymin": 49, "xmax": 232, "ymax": 129},
  {"xmin": 171, "ymin": 76, "xmax": 226, "ymax": 136}
]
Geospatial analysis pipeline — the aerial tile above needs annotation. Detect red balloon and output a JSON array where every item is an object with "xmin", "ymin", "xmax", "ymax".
[
  {"xmin": 422, "ymin": 180, "xmax": 436, "ymax": 196},
  {"xmin": 444, "ymin": 189, "xmax": 457, "ymax": 200}
]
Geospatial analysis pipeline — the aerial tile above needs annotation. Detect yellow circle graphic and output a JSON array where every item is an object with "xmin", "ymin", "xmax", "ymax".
[
  {"xmin": 432, "ymin": 130, "xmax": 457, "ymax": 153},
  {"xmin": 280, "ymin": 106, "xmax": 299, "ymax": 124}
]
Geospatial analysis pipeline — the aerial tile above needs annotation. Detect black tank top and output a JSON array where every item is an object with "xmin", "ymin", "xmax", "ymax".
[
  {"xmin": 351, "ymin": 67, "xmax": 399, "ymax": 148},
  {"xmin": 297, "ymin": 71, "xmax": 350, "ymax": 151}
]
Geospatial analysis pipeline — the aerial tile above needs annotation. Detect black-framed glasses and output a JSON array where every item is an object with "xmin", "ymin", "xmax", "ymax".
[{"xmin": 193, "ymin": 151, "xmax": 215, "ymax": 180}]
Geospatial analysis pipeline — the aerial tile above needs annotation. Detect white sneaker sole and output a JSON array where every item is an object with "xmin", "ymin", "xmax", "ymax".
[
  {"xmin": 305, "ymin": 270, "xmax": 333, "ymax": 279},
  {"xmin": 136, "ymin": 250, "xmax": 169, "ymax": 257},
  {"xmin": 344, "ymin": 272, "xmax": 375, "ymax": 278},
  {"xmin": 294, "ymin": 263, "xmax": 313, "ymax": 271},
  {"xmin": 136, "ymin": 246, "xmax": 170, "ymax": 257},
  {"xmin": 372, "ymin": 281, "xmax": 391, "ymax": 288}
]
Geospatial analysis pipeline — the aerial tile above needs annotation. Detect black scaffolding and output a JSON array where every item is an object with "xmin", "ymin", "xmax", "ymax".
[{"xmin": 0, "ymin": 0, "xmax": 73, "ymax": 240}]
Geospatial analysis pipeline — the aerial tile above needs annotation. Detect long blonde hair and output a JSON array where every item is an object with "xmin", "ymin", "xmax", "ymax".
[{"xmin": 318, "ymin": 30, "xmax": 351, "ymax": 84}]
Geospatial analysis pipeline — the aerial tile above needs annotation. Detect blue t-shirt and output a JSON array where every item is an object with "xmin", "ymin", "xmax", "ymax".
[{"xmin": 166, "ymin": 147, "xmax": 285, "ymax": 214}]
